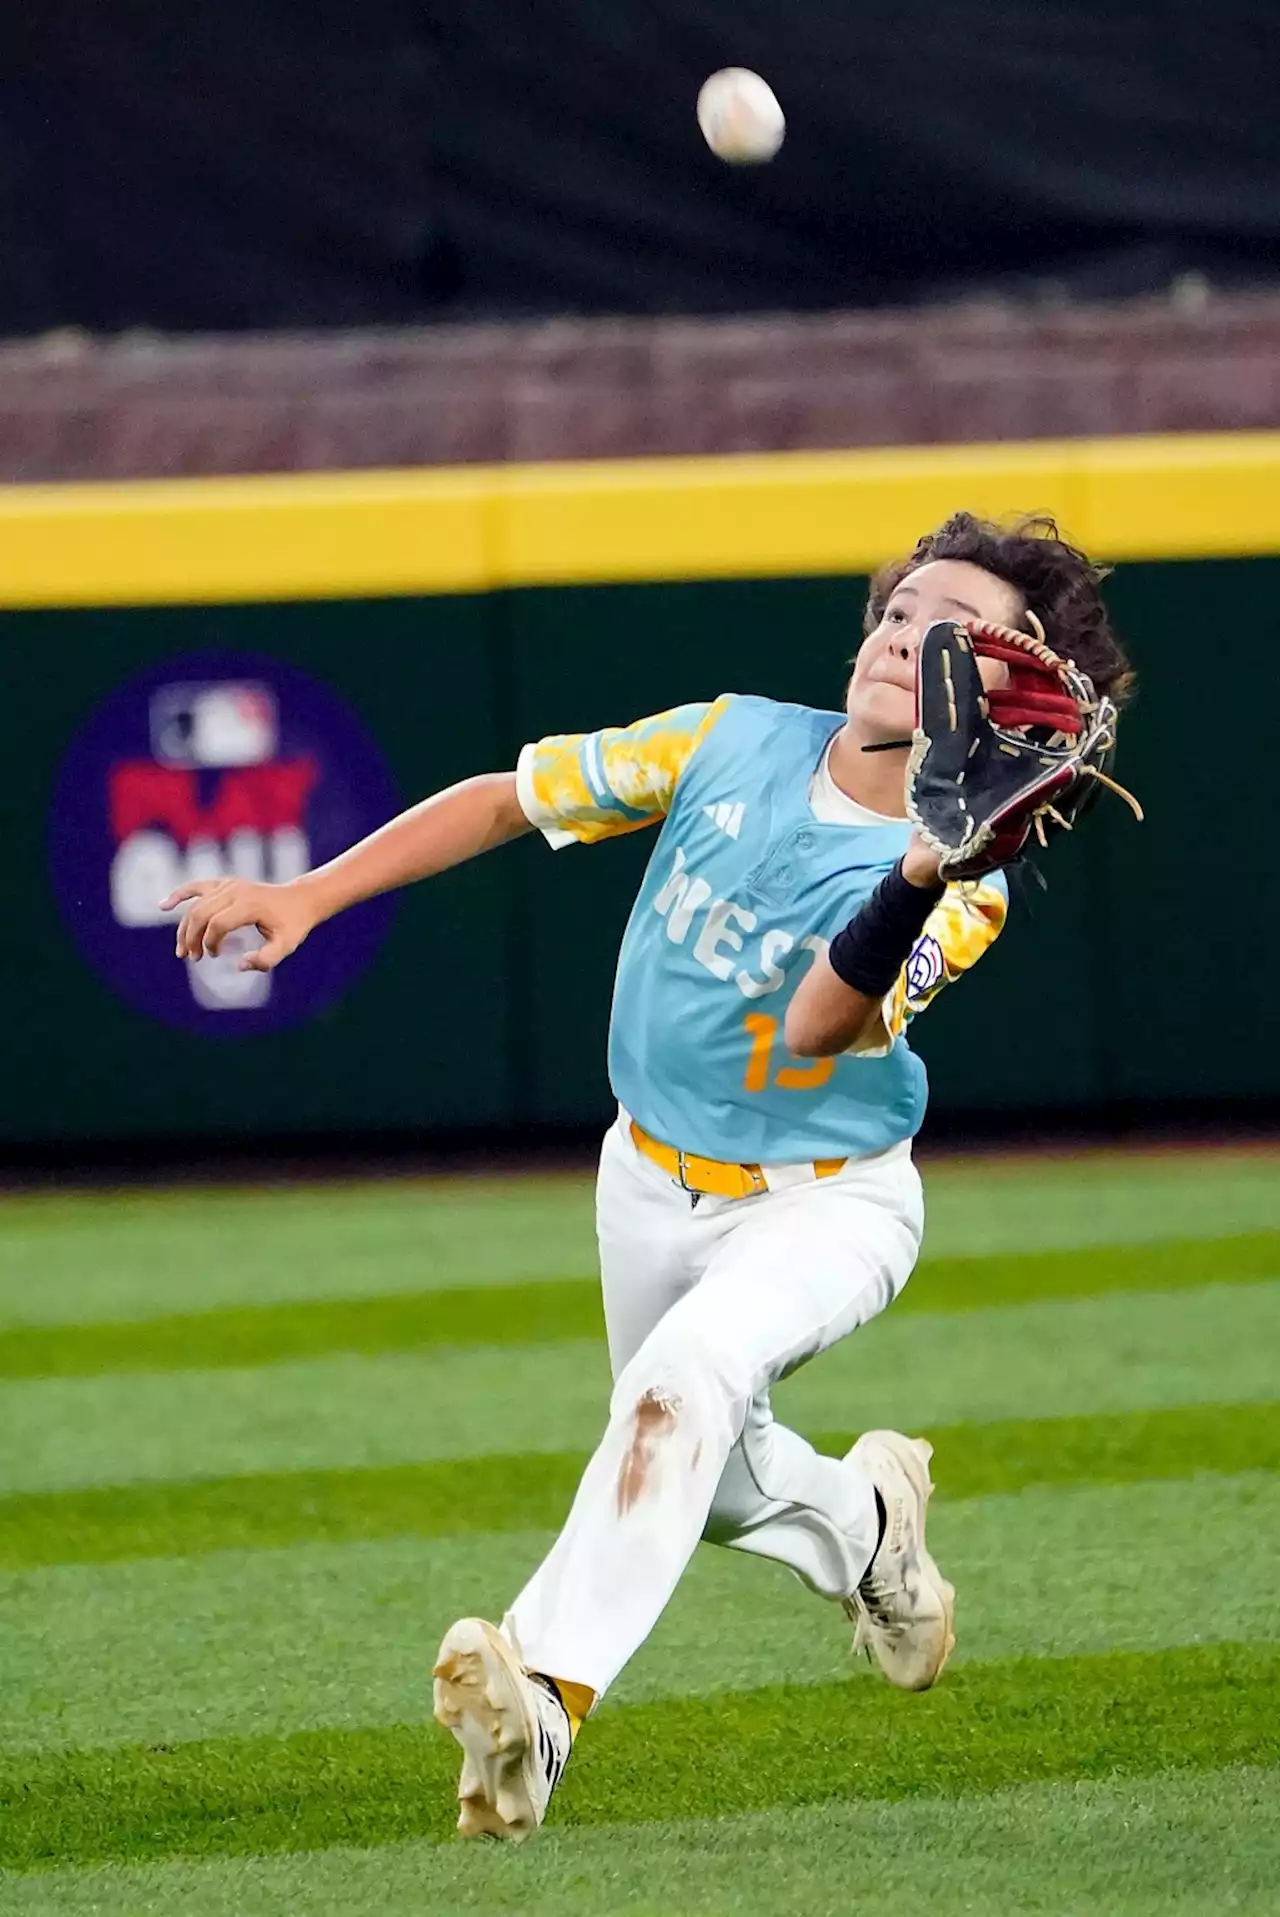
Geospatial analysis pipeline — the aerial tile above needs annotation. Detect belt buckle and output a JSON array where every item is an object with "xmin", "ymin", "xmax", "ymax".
[{"xmin": 676, "ymin": 1148, "xmax": 767, "ymax": 1200}]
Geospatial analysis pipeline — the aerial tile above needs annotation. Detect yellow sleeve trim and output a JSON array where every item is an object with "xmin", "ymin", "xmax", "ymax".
[{"xmin": 519, "ymin": 696, "xmax": 732, "ymax": 847}]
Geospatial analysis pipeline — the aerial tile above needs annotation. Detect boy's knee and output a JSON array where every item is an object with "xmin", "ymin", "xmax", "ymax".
[{"xmin": 609, "ymin": 1329, "xmax": 747, "ymax": 1516}]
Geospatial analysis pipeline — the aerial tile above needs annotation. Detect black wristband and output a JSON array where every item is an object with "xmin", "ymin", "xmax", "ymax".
[{"xmin": 827, "ymin": 860, "xmax": 944, "ymax": 998}]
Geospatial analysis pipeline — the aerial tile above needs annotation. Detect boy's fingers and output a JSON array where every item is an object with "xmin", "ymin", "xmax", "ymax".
[
  {"xmin": 167, "ymin": 883, "xmax": 292, "ymax": 964},
  {"xmin": 160, "ymin": 881, "xmax": 217, "ymax": 912},
  {"xmin": 162, "ymin": 877, "xmax": 229, "ymax": 916},
  {"xmin": 200, "ymin": 907, "xmax": 254, "ymax": 958},
  {"xmin": 168, "ymin": 883, "xmax": 233, "ymax": 958},
  {"xmin": 179, "ymin": 902, "xmax": 220, "ymax": 959},
  {"xmin": 239, "ymin": 935, "xmax": 289, "ymax": 973}
]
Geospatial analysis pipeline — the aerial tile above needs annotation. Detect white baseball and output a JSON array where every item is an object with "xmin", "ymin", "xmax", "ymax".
[{"xmin": 696, "ymin": 68, "xmax": 785, "ymax": 165}]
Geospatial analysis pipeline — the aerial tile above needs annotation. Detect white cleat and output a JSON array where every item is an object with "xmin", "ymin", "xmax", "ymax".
[
  {"xmin": 432, "ymin": 1616, "xmax": 572, "ymax": 1841},
  {"xmin": 843, "ymin": 1429, "xmax": 956, "ymax": 1692}
]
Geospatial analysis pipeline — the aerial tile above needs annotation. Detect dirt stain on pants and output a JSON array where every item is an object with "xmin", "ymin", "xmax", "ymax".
[{"xmin": 616, "ymin": 1388, "xmax": 680, "ymax": 1516}]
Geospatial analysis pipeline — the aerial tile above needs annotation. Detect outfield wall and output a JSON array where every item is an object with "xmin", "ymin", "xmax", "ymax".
[{"xmin": 8, "ymin": 432, "xmax": 1277, "ymax": 1147}]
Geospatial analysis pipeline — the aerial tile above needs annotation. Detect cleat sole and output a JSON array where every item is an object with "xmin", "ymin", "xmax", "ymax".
[{"xmin": 433, "ymin": 1618, "xmax": 542, "ymax": 1841}]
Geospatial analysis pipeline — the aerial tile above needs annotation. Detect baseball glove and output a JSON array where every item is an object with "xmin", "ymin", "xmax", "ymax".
[{"xmin": 905, "ymin": 616, "xmax": 1141, "ymax": 881}]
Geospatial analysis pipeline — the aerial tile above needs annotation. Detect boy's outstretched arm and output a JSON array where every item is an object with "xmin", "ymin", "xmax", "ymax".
[{"xmin": 164, "ymin": 771, "xmax": 530, "ymax": 973}]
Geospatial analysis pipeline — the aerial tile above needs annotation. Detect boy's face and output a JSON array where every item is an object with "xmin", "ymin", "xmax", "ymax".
[{"xmin": 847, "ymin": 558, "xmax": 1022, "ymax": 744}]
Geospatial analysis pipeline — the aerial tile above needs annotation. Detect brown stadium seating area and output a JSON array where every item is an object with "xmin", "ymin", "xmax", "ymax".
[{"xmin": 3, "ymin": 287, "xmax": 1280, "ymax": 482}]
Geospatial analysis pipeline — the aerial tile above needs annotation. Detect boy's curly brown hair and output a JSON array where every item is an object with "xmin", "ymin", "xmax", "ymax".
[{"xmin": 865, "ymin": 511, "xmax": 1135, "ymax": 707}]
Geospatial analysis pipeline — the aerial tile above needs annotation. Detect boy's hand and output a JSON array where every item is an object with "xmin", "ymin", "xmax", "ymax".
[{"xmin": 162, "ymin": 878, "xmax": 318, "ymax": 973}]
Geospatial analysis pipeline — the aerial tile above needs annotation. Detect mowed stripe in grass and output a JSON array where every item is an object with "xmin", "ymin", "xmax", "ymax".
[
  {"xmin": 2, "ymin": 1232, "xmax": 1275, "ymax": 1380},
  {"xmin": 0, "ymin": 1280, "xmax": 604, "ymax": 1380},
  {"xmin": 5, "ymin": 1767, "xmax": 1276, "ymax": 1917},
  {"xmin": 2, "ymin": 1402, "xmax": 1275, "ymax": 1571},
  {"xmin": 0, "ymin": 1182, "xmax": 602, "ymax": 1329},
  {"xmin": 1, "ymin": 1644, "xmax": 1275, "ymax": 1871},
  {"xmin": 3, "ymin": 1154, "xmax": 1276, "ymax": 1333},
  {"xmin": 6, "ymin": 1282, "xmax": 1279, "ymax": 1498},
  {"xmin": 5, "ymin": 1475, "xmax": 1277, "ymax": 1752}
]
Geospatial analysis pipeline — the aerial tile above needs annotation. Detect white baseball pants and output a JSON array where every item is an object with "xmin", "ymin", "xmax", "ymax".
[{"xmin": 507, "ymin": 1114, "xmax": 924, "ymax": 1699}]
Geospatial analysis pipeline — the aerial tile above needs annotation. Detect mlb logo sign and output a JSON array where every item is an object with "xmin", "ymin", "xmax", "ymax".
[
  {"xmin": 49, "ymin": 651, "xmax": 399, "ymax": 1037},
  {"xmin": 151, "ymin": 683, "xmax": 279, "ymax": 768}
]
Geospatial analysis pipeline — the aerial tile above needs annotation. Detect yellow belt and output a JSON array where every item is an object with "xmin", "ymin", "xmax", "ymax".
[{"xmin": 629, "ymin": 1119, "xmax": 846, "ymax": 1200}]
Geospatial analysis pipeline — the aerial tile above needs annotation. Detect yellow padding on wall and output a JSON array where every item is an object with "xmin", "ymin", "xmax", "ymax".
[
  {"xmin": 493, "ymin": 441, "xmax": 1086, "ymax": 586},
  {"xmin": 0, "ymin": 468, "xmax": 496, "ymax": 608},
  {"xmin": 1, "ymin": 431, "xmax": 1278, "ymax": 609},
  {"xmin": 1076, "ymin": 434, "xmax": 1280, "ymax": 560}
]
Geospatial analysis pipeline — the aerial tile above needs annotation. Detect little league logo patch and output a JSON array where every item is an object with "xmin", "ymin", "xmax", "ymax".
[
  {"xmin": 906, "ymin": 932, "xmax": 945, "ymax": 999},
  {"xmin": 49, "ymin": 651, "xmax": 399, "ymax": 1036}
]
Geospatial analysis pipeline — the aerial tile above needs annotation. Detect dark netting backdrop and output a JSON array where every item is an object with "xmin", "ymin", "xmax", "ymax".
[{"xmin": 0, "ymin": 0, "xmax": 1275, "ymax": 332}]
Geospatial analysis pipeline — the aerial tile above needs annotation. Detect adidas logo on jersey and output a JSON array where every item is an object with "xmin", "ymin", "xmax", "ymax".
[{"xmin": 703, "ymin": 801, "xmax": 746, "ymax": 840}]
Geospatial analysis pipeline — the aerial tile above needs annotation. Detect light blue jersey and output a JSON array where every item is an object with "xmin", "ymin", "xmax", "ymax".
[{"xmin": 518, "ymin": 693, "xmax": 1007, "ymax": 1165}]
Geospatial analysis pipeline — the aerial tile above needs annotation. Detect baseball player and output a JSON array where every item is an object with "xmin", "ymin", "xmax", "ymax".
[{"xmin": 167, "ymin": 511, "xmax": 1134, "ymax": 1842}]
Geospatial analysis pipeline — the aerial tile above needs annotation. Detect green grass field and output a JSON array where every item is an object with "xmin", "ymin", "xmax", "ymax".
[{"xmin": 1, "ymin": 1148, "xmax": 1277, "ymax": 1916}]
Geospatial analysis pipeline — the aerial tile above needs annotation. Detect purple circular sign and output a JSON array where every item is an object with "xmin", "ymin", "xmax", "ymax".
[{"xmin": 49, "ymin": 651, "xmax": 400, "ymax": 1037}]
